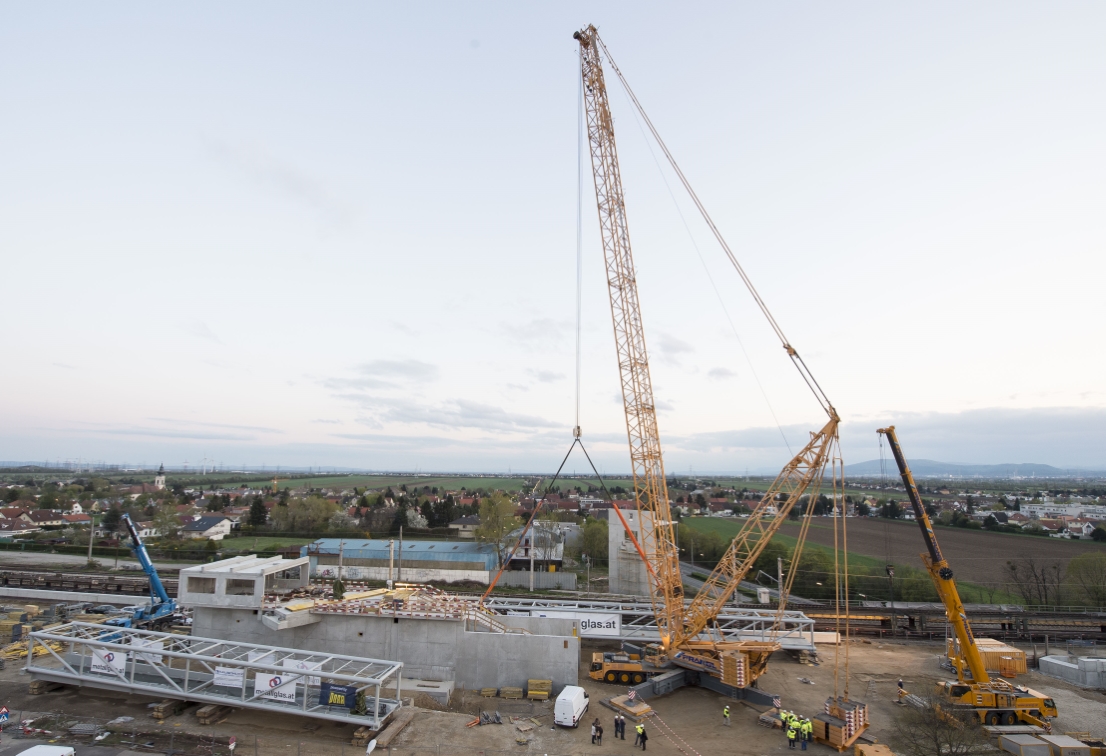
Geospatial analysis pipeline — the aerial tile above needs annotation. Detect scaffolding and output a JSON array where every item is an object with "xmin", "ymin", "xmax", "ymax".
[{"xmin": 25, "ymin": 622, "xmax": 402, "ymax": 729}]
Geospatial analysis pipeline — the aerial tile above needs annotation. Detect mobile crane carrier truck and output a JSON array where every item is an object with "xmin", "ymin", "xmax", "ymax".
[{"xmin": 877, "ymin": 426, "xmax": 1057, "ymax": 729}]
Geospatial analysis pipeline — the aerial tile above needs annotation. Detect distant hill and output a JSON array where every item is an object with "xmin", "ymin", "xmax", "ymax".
[{"xmin": 844, "ymin": 459, "xmax": 1105, "ymax": 478}]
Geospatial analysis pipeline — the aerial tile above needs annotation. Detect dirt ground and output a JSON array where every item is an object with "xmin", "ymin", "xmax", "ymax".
[{"xmin": 3, "ymin": 639, "xmax": 1103, "ymax": 756}]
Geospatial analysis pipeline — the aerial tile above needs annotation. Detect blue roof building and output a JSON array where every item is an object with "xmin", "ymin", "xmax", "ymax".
[{"xmin": 303, "ymin": 538, "xmax": 500, "ymax": 580}]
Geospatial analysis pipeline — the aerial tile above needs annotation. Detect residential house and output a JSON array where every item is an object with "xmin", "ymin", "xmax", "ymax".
[
  {"xmin": 448, "ymin": 515, "xmax": 481, "ymax": 539},
  {"xmin": 134, "ymin": 521, "xmax": 160, "ymax": 539},
  {"xmin": 181, "ymin": 516, "xmax": 233, "ymax": 541},
  {"xmin": 62, "ymin": 513, "xmax": 92, "ymax": 527},
  {"xmin": 0, "ymin": 507, "xmax": 29, "ymax": 521},
  {"xmin": 28, "ymin": 510, "xmax": 68, "ymax": 527},
  {"xmin": 0, "ymin": 520, "xmax": 40, "ymax": 537}
]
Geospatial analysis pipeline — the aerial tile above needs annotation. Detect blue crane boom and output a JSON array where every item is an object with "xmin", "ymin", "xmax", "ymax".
[
  {"xmin": 104, "ymin": 513, "xmax": 177, "ymax": 629},
  {"xmin": 121, "ymin": 513, "xmax": 172, "ymax": 606}
]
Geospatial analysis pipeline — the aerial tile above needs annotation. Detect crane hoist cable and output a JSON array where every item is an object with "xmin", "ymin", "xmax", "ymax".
[{"xmin": 593, "ymin": 34, "xmax": 835, "ymax": 421}]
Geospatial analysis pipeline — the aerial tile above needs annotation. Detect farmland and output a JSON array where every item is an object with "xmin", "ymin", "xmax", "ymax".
[{"xmin": 683, "ymin": 516, "xmax": 1106, "ymax": 602}]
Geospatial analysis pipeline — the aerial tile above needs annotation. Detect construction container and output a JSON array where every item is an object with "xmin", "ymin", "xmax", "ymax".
[
  {"xmin": 948, "ymin": 637, "xmax": 1027, "ymax": 676},
  {"xmin": 1000, "ymin": 735, "xmax": 1052, "ymax": 756},
  {"xmin": 1038, "ymin": 735, "xmax": 1092, "ymax": 756}
]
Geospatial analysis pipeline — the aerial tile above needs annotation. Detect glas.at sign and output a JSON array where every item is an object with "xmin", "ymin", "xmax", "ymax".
[
  {"xmin": 254, "ymin": 673, "xmax": 298, "ymax": 703},
  {"xmin": 91, "ymin": 649, "xmax": 128, "ymax": 676}
]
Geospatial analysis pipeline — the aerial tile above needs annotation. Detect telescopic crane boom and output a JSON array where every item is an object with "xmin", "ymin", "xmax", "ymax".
[
  {"xmin": 877, "ymin": 426, "xmax": 1057, "ymax": 728},
  {"xmin": 574, "ymin": 24, "xmax": 840, "ymax": 688}
]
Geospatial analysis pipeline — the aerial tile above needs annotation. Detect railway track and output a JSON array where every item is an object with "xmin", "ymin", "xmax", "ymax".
[{"xmin": 0, "ymin": 568, "xmax": 179, "ymax": 597}]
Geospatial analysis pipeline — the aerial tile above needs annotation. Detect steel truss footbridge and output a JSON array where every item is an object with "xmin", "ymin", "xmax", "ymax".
[
  {"xmin": 481, "ymin": 596, "xmax": 817, "ymax": 651},
  {"xmin": 26, "ymin": 622, "xmax": 403, "ymax": 729}
]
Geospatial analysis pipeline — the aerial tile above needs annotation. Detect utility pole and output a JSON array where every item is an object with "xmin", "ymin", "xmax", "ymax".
[
  {"xmin": 87, "ymin": 513, "xmax": 96, "ymax": 566},
  {"xmin": 778, "ymin": 557, "xmax": 785, "ymax": 607},
  {"xmin": 886, "ymin": 564, "xmax": 896, "ymax": 637},
  {"xmin": 529, "ymin": 524, "xmax": 534, "ymax": 592},
  {"xmin": 338, "ymin": 539, "xmax": 345, "ymax": 582},
  {"xmin": 388, "ymin": 539, "xmax": 395, "ymax": 589},
  {"xmin": 397, "ymin": 526, "xmax": 403, "ymax": 583}
]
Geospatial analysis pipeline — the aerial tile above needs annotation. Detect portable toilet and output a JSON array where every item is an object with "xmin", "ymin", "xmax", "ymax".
[
  {"xmin": 1037, "ymin": 735, "xmax": 1092, "ymax": 756},
  {"xmin": 999, "ymin": 735, "xmax": 1051, "ymax": 756}
]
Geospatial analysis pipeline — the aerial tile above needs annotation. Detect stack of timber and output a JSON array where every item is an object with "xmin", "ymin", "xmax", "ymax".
[
  {"xmin": 195, "ymin": 704, "xmax": 235, "ymax": 725},
  {"xmin": 480, "ymin": 688, "xmax": 498, "ymax": 697},
  {"xmin": 150, "ymin": 699, "xmax": 187, "ymax": 720},
  {"xmin": 355, "ymin": 708, "xmax": 414, "ymax": 748},
  {"xmin": 526, "ymin": 679, "xmax": 552, "ymax": 701},
  {"xmin": 500, "ymin": 686, "xmax": 523, "ymax": 700},
  {"xmin": 29, "ymin": 679, "xmax": 65, "ymax": 694},
  {"xmin": 0, "ymin": 620, "xmax": 22, "ymax": 643}
]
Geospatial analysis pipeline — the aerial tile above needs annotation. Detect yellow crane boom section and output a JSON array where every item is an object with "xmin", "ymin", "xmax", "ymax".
[
  {"xmin": 574, "ymin": 24, "xmax": 839, "ymax": 654},
  {"xmin": 877, "ymin": 426, "xmax": 989, "ymax": 684}
]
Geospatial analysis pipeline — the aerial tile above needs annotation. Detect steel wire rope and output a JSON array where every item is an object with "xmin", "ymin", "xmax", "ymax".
[
  {"xmin": 611, "ymin": 78, "xmax": 794, "ymax": 457},
  {"xmin": 575, "ymin": 58, "xmax": 585, "ymax": 437},
  {"xmin": 596, "ymin": 34, "xmax": 836, "ymax": 419}
]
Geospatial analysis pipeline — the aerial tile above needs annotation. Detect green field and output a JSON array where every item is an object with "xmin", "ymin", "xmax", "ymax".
[
  {"xmin": 680, "ymin": 516, "xmax": 1022, "ymax": 604},
  {"xmin": 218, "ymin": 536, "xmax": 316, "ymax": 551}
]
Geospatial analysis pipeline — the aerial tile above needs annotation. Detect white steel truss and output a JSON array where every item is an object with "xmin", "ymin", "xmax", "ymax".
[
  {"xmin": 482, "ymin": 597, "xmax": 816, "ymax": 650},
  {"xmin": 26, "ymin": 622, "xmax": 402, "ymax": 729}
]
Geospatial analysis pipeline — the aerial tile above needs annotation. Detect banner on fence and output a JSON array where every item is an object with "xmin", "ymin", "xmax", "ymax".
[
  {"xmin": 282, "ymin": 658, "xmax": 322, "ymax": 687},
  {"xmin": 130, "ymin": 637, "xmax": 164, "ymax": 664},
  {"xmin": 529, "ymin": 610, "xmax": 621, "ymax": 638},
  {"xmin": 215, "ymin": 666, "xmax": 245, "ymax": 688},
  {"xmin": 319, "ymin": 682, "xmax": 358, "ymax": 709},
  {"xmin": 254, "ymin": 673, "xmax": 297, "ymax": 703},
  {"xmin": 90, "ymin": 649, "xmax": 128, "ymax": 676}
]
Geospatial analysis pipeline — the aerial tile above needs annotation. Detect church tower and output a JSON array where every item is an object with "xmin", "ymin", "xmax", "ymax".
[{"xmin": 154, "ymin": 463, "xmax": 166, "ymax": 491}]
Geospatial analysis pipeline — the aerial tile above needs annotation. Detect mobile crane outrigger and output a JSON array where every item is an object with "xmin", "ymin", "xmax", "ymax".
[{"xmin": 877, "ymin": 426, "xmax": 1057, "ymax": 728}]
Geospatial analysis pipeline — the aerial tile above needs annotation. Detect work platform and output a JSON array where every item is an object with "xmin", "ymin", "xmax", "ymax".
[
  {"xmin": 26, "ymin": 622, "xmax": 403, "ymax": 729},
  {"xmin": 481, "ymin": 596, "xmax": 817, "ymax": 651}
]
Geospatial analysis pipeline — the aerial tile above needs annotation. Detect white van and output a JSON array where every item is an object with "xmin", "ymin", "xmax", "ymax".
[
  {"xmin": 554, "ymin": 685, "xmax": 589, "ymax": 728},
  {"xmin": 16, "ymin": 747, "xmax": 77, "ymax": 756}
]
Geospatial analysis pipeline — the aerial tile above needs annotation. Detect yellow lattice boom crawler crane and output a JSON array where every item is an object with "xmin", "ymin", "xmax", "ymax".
[
  {"xmin": 574, "ymin": 24, "xmax": 841, "ymax": 697},
  {"xmin": 877, "ymin": 426, "xmax": 1058, "ymax": 728}
]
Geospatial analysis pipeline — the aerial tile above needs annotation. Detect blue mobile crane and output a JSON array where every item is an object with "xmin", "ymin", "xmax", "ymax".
[{"xmin": 104, "ymin": 513, "xmax": 178, "ymax": 630}]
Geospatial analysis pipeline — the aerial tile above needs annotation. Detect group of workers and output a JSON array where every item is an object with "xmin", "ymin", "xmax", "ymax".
[
  {"xmin": 779, "ymin": 709, "xmax": 814, "ymax": 750},
  {"xmin": 592, "ymin": 715, "xmax": 648, "ymax": 750}
]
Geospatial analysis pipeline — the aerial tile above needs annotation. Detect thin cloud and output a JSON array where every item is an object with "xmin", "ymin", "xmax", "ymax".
[
  {"xmin": 186, "ymin": 321, "xmax": 222, "ymax": 344},
  {"xmin": 338, "ymin": 395, "xmax": 558, "ymax": 432},
  {"xmin": 502, "ymin": 318, "xmax": 572, "ymax": 349},
  {"xmin": 203, "ymin": 137, "xmax": 351, "ymax": 227},
  {"xmin": 147, "ymin": 417, "xmax": 282, "ymax": 434},
  {"xmin": 324, "ymin": 360, "xmax": 440, "ymax": 391},
  {"xmin": 707, "ymin": 367, "xmax": 737, "ymax": 380},
  {"xmin": 528, "ymin": 369, "xmax": 565, "ymax": 383}
]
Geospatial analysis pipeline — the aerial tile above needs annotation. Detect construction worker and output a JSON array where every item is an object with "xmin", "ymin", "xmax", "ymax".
[
  {"xmin": 801, "ymin": 718, "xmax": 812, "ymax": 750},
  {"xmin": 723, "ymin": 705, "xmax": 730, "ymax": 726},
  {"xmin": 634, "ymin": 723, "xmax": 644, "ymax": 747},
  {"xmin": 639, "ymin": 724, "xmax": 648, "ymax": 751},
  {"xmin": 786, "ymin": 720, "xmax": 798, "ymax": 750}
]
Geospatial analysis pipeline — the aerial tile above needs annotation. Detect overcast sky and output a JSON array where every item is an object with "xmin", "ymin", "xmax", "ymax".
[{"xmin": 2, "ymin": 3, "xmax": 1104, "ymax": 474}]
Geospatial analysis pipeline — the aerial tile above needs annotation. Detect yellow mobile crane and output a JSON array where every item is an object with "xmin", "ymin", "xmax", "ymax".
[
  {"xmin": 574, "ymin": 25, "xmax": 841, "ymax": 695},
  {"xmin": 877, "ymin": 426, "xmax": 1058, "ymax": 728}
]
